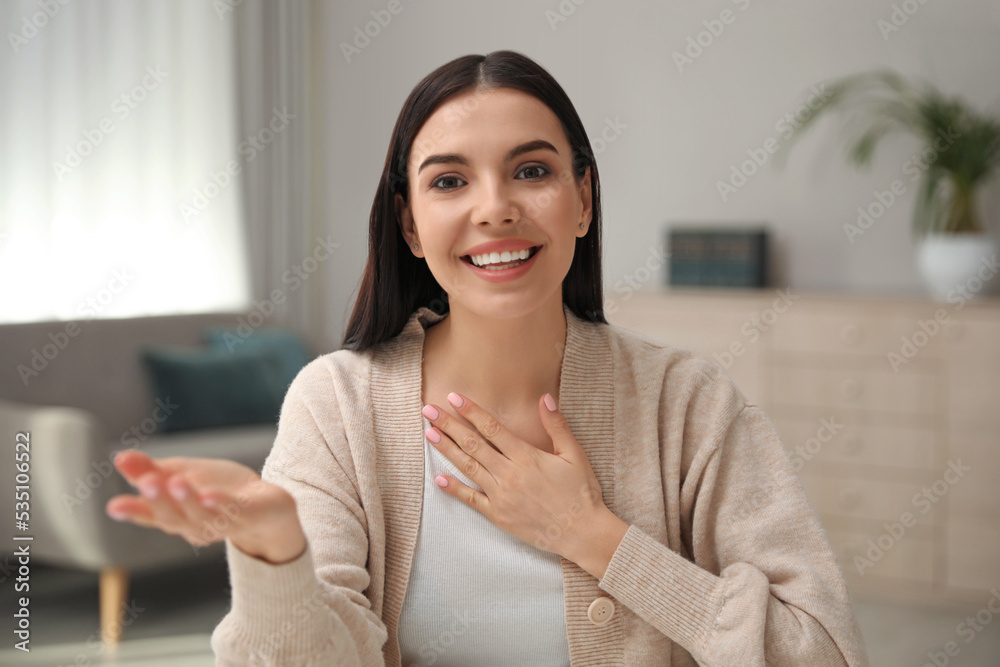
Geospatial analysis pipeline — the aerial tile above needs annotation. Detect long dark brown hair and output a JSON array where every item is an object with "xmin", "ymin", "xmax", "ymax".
[{"xmin": 341, "ymin": 50, "xmax": 607, "ymax": 351}]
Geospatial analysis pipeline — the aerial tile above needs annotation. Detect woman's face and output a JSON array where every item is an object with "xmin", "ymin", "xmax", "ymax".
[{"xmin": 395, "ymin": 86, "xmax": 592, "ymax": 319}]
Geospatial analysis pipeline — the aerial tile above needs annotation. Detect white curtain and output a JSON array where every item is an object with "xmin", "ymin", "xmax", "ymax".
[
  {"xmin": 231, "ymin": 0, "xmax": 325, "ymax": 349},
  {"xmin": 0, "ymin": 0, "xmax": 251, "ymax": 324}
]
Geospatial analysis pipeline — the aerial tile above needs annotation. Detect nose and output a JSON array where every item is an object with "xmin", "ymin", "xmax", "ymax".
[{"xmin": 474, "ymin": 176, "xmax": 520, "ymax": 227}]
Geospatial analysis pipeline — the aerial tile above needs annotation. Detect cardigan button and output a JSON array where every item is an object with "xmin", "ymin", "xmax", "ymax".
[{"xmin": 587, "ymin": 596, "xmax": 615, "ymax": 626}]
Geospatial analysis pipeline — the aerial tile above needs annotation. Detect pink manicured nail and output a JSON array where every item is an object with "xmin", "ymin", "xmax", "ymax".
[
  {"xmin": 422, "ymin": 404, "xmax": 440, "ymax": 420},
  {"xmin": 109, "ymin": 510, "xmax": 129, "ymax": 522},
  {"xmin": 435, "ymin": 475, "xmax": 449, "ymax": 488},
  {"xmin": 544, "ymin": 393, "xmax": 557, "ymax": 412},
  {"xmin": 447, "ymin": 392, "xmax": 464, "ymax": 408},
  {"xmin": 425, "ymin": 427, "xmax": 441, "ymax": 444},
  {"xmin": 169, "ymin": 482, "xmax": 187, "ymax": 502}
]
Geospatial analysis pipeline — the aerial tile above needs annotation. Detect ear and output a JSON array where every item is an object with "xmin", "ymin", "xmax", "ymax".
[
  {"xmin": 578, "ymin": 165, "xmax": 593, "ymax": 234},
  {"xmin": 395, "ymin": 193, "xmax": 420, "ymax": 254}
]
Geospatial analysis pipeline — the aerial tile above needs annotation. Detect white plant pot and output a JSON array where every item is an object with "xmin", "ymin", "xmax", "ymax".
[{"xmin": 914, "ymin": 232, "xmax": 999, "ymax": 301}]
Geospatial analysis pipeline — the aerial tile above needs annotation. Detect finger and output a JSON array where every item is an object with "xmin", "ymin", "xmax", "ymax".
[
  {"xmin": 422, "ymin": 405, "xmax": 505, "ymax": 486},
  {"xmin": 183, "ymin": 486, "xmax": 256, "ymax": 546},
  {"xmin": 444, "ymin": 392, "xmax": 527, "ymax": 460},
  {"xmin": 433, "ymin": 473, "xmax": 490, "ymax": 516},
  {"xmin": 163, "ymin": 474, "xmax": 231, "ymax": 546},
  {"xmin": 538, "ymin": 393, "xmax": 582, "ymax": 459},
  {"xmin": 113, "ymin": 449, "xmax": 190, "ymax": 486},
  {"xmin": 107, "ymin": 479, "xmax": 235, "ymax": 547},
  {"xmin": 132, "ymin": 470, "xmax": 190, "ymax": 536},
  {"xmin": 105, "ymin": 494, "xmax": 157, "ymax": 527}
]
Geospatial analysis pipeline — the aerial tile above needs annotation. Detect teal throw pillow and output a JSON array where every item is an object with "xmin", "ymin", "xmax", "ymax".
[
  {"xmin": 139, "ymin": 345, "xmax": 286, "ymax": 433},
  {"xmin": 202, "ymin": 327, "xmax": 312, "ymax": 392}
]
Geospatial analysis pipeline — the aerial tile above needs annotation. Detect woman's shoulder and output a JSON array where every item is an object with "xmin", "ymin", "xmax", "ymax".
[{"xmin": 281, "ymin": 346, "xmax": 376, "ymax": 413}]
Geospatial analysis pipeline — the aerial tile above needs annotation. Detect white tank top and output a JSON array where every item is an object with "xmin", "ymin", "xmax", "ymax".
[{"xmin": 396, "ymin": 416, "xmax": 571, "ymax": 667}]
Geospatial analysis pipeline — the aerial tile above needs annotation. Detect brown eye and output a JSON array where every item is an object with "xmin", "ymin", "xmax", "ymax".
[
  {"xmin": 431, "ymin": 175, "xmax": 466, "ymax": 191},
  {"xmin": 518, "ymin": 164, "xmax": 550, "ymax": 180}
]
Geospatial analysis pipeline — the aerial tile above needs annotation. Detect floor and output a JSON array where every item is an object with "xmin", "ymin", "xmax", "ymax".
[{"xmin": 1, "ymin": 557, "xmax": 999, "ymax": 666}]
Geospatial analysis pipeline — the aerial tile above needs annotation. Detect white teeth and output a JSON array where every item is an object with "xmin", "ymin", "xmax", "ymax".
[{"xmin": 469, "ymin": 247, "xmax": 535, "ymax": 267}]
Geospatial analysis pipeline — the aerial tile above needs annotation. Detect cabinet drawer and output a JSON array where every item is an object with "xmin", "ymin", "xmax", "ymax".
[
  {"xmin": 947, "ymin": 522, "xmax": 1000, "ymax": 592},
  {"xmin": 947, "ymin": 430, "xmax": 1000, "ymax": 524},
  {"xmin": 771, "ymin": 311, "xmax": 944, "ymax": 358},
  {"xmin": 947, "ymin": 368, "xmax": 1000, "ymax": 428},
  {"xmin": 944, "ymin": 318, "xmax": 1000, "ymax": 367},
  {"xmin": 771, "ymin": 416, "xmax": 936, "ymax": 471},
  {"xmin": 769, "ymin": 365, "xmax": 939, "ymax": 416},
  {"xmin": 799, "ymin": 472, "xmax": 939, "ymax": 526}
]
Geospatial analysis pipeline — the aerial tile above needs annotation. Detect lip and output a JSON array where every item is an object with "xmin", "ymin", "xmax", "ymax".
[
  {"xmin": 461, "ymin": 238, "xmax": 540, "ymax": 258},
  {"xmin": 462, "ymin": 245, "xmax": 542, "ymax": 283}
]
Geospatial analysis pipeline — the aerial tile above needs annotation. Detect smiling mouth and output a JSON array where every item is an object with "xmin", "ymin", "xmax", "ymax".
[{"xmin": 460, "ymin": 245, "xmax": 542, "ymax": 267}]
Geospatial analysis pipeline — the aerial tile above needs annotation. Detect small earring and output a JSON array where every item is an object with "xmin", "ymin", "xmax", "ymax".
[
  {"xmin": 412, "ymin": 242, "xmax": 419, "ymax": 250},
  {"xmin": 579, "ymin": 222, "xmax": 585, "ymax": 230}
]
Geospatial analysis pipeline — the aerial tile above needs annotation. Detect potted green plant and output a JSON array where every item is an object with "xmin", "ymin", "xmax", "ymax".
[{"xmin": 775, "ymin": 69, "xmax": 1000, "ymax": 300}]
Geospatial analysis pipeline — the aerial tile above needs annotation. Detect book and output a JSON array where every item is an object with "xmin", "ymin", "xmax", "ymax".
[{"xmin": 666, "ymin": 226, "xmax": 769, "ymax": 288}]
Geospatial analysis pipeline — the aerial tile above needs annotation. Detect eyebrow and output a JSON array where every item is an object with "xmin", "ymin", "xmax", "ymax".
[{"xmin": 416, "ymin": 139, "xmax": 559, "ymax": 175}]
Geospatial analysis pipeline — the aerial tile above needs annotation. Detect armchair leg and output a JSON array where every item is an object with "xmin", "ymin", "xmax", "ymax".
[{"xmin": 99, "ymin": 566, "xmax": 129, "ymax": 647}]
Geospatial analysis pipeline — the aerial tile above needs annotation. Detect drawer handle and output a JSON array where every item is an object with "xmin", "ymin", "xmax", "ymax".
[
  {"xmin": 840, "ymin": 324, "xmax": 862, "ymax": 346},
  {"xmin": 838, "ymin": 487, "xmax": 862, "ymax": 511},
  {"xmin": 840, "ymin": 433, "xmax": 863, "ymax": 456},
  {"xmin": 841, "ymin": 378, "xmax": 863, "ymax": 399}
]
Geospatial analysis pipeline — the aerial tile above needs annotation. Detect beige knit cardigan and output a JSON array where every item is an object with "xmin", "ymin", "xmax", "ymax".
[{"xmin": 210, "ymin": 303, "xmax": 870, "ymax": 666}]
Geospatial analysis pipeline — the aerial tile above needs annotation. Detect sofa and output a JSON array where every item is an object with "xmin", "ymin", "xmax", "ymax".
[{"xmin": 0, "ymin": 311, "xmax": 310, "ymax": 646}]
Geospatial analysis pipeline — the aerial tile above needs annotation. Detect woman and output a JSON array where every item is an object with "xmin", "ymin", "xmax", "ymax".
[{"xmin": 107, "ymin": 50, "xmax": 870, "ymax": 666}]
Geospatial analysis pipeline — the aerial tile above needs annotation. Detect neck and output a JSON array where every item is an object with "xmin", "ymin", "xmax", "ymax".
[{"xmin": 424, "ymin": 290, "xmax": 567, "ymax": 415}]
